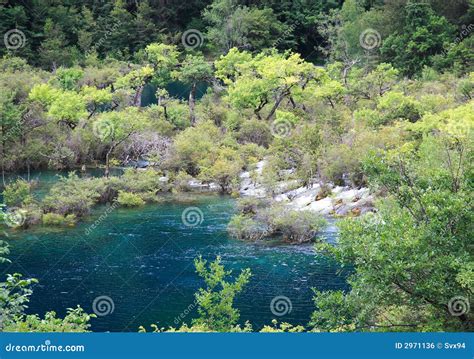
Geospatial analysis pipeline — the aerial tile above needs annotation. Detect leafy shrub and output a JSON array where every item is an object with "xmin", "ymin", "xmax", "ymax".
[
  {"xmin": 237, "ymin": 119, "xmax": 273, "ymax": 147},
  {"xmin": 119, "ymin": 168, "xmax": 166, "ymax": 193},
  {"xmin": 269, "ymin": 209, "xmax": 326, "ymax": 243},
  {"xmin": 116, "ymin": 191, "xmax": 146, "ymax": 207},
  {"xmin": 3, "ymin": 306, "xmax": 94, "ymax": 332},
  {"xmin": 172, "ymin": 171, "xmax": 194, "ymax": 192},
  {"xmin": 2, "ymin": 179, "xmax": 32, "ymax": 207},
  {"xmin": 192, "ymin": 256, "xmax": 251, "ymax": 331},
  {"xmin": 42, "ymin": 213, "xmax": 76, "ymax": 226},
  {"xmin": 260, "ymin": 320, "xmax": 305, "ymax": 332},
  {"xmin": 42, "ymin": 173, "xmax": 102, "ymax": 216},
  {"xmin": 227, "ymin": 214, "xmax": 268, "ymax": 241},
  {"xmin": 235, "ymin": 197, "xmax": 269, "ymax": 215},
  {"xmin": 237, "ymin": 143, "xmax": 265, "ymax": 166}
]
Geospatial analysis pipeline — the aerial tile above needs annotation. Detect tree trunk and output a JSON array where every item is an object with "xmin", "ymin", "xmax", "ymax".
[
  {"xmin": 265, "ymin": 93, "xmax": 287, "ymax": 121},
  {"xmin": 189, "ymin": 83, "xmax": 196, "ymax": 126},
  {"xmin": 133, "ymin": 86, "xmax": 143, "ymax": 107},
  {"xmin": 1, "ymin": 126, "xmax": 5, "ymax": 187},
  {"xmin": 105, "ymin": 149, "xmax": 112, "ymax": 178}
]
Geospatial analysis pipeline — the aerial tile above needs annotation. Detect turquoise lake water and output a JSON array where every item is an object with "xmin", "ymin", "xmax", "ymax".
[{"xmin": 1, "ymin": 172, "xmax": 350, "ymax": 332}]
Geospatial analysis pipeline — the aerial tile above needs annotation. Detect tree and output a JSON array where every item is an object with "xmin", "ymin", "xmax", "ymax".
[
  {"xmin": 312, "ymin": 106, "xmax": 473, "ymax": 331},
  {"xmin": 93, "ymin": 107, "xmax": 150, "ymax": 177},
  {"xmin": 215, "ymin": 49, "xmax": 315, "ymax": 120},
  {"xmin": 203, "ymin": 0, "xmax": 286, "ymax": 53},
  {"xmin": 38, "ymin": 19, "xmax": 76, "ymax": 70},
  {"xmin": 115, "ymin": 65, "xmax": 155, "ymax": 107},
  {"xmin": 173, "ymin": 54, "xmax": 213, "ymax": 125},
  {"xmin": 199, "ymin": 147, "xmax": 243, "ymax": 193},
  {"xmin": 192, "ymin": 256, "xmax": 251, "ymax": 331},
  {"xmin": 381, "ymin": 1, "xmax": 455, "ymax": 76},
  {"xmin": 0, "ymin": 88, "xmax": 24, "ymax": 185},
  {"xmin": 174, "ymin": 121, "xmax": 220, "ymax": 175},
  {"xmin": 145, "ymin": 43, "xmax": 180, "ymax": 87}
]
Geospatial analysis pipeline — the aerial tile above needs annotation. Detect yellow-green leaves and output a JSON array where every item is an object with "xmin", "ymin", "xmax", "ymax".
[{"xmin": 408, "ymin": 101, "xmax": 474, "ymax": 139}]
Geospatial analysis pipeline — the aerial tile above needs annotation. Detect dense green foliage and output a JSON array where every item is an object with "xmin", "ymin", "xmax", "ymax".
[
  {"xmin": 0, "ymin": 265, "xmax": 94, "ymax": 332},
  {"xmin": 312, "ymin": 113, "xmax": 473, "ymax": 331},
  {"xmin": 228, "ymin": 200, "xmax": 327, "ymax": 243}
]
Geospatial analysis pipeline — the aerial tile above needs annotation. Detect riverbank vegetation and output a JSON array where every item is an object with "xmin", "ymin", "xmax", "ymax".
[{"xmin": 0, "ymin": 0, "xmax": 472, "ymax": 332}]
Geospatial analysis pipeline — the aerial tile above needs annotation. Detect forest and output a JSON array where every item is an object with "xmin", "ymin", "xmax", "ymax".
[{"xmin": 0, "ymin": 0, "xmax": 472, "ymax": 333}]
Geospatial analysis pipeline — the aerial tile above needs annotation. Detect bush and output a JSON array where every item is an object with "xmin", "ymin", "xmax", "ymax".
[
  {"xmin": 227, "ymin": 214, "xmax": 268, "ymax": 241},
  {"xmin": 229, "ymin": 203, "xmax": 326, "ymax": 243},
  {"xmin": 2, "ymin": 179, "xmax": 32, "ymax": 207},
  {"xmin": 237, "ymin": 119, "xmax": 273, "ymax": 147},
  {"xmin": 3, "ymin": 306, "xmax": 93, "ymax": 332},
  {"xmin": 235, "ymin": 197, "xmax": 269, "ymax": 215},
  {"xmin": 116, "ymin": 191, "xmax": 146, "ymax": 207},
  {"xmin": 171, "ymin": 171, "xmax": 193, "ymax": 192},
  {"xmin": 42, "ymin": 173, "xmax": 103, "ymax": 216},
  {"xmin": 119, "ymin": 168, "xmax": 167, "ymax": 193},
  {"xmin": 269, "ymin": 209, "xmax": 326, "ymax": 243},
  {"xmin": 42, "ymin": 213, "xmax": 76, "ymax": 226}
]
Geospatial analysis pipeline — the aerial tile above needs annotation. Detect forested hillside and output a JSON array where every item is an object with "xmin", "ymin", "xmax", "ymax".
[{"xmin": 0, "ymin": 0, "xmax": 472, "ymax": 332}]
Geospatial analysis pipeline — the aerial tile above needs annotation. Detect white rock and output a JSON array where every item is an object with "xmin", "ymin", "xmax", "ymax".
[
  {"xmin": 287, "ymin": 184, "xmax": 321, "ymax": 208},
  {"xmin": 274, "ymin": 180, "xmax": 300, "ymax": 195},
  {"xmin": 331, "ymin": 186, "xmax": 346, "ymax": 196},
  {"xmin": 304, "ymin": 197, "xmax": 334, "ymax": 215},
  {"xmin": 255, "ymin": 160, "xmax": 267, "ymax": 174},
  {"xmin": 274, "ymin": 193, "xmax": 289, "ymax": 202}
]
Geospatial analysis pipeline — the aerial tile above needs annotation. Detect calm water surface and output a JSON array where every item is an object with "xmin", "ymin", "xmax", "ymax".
[{"xmin": 1, "ymin": 172, "xmax": 350, "ymax": 332}]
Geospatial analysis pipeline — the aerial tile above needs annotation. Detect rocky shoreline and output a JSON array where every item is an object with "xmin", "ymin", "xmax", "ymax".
[
  {"xmin": 156, "ymin": 159, "xmax": 375, "ymax": 217},
  {"xmin": 239, "ymin": 160, "xmax": 375, "ymax": 217}
]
